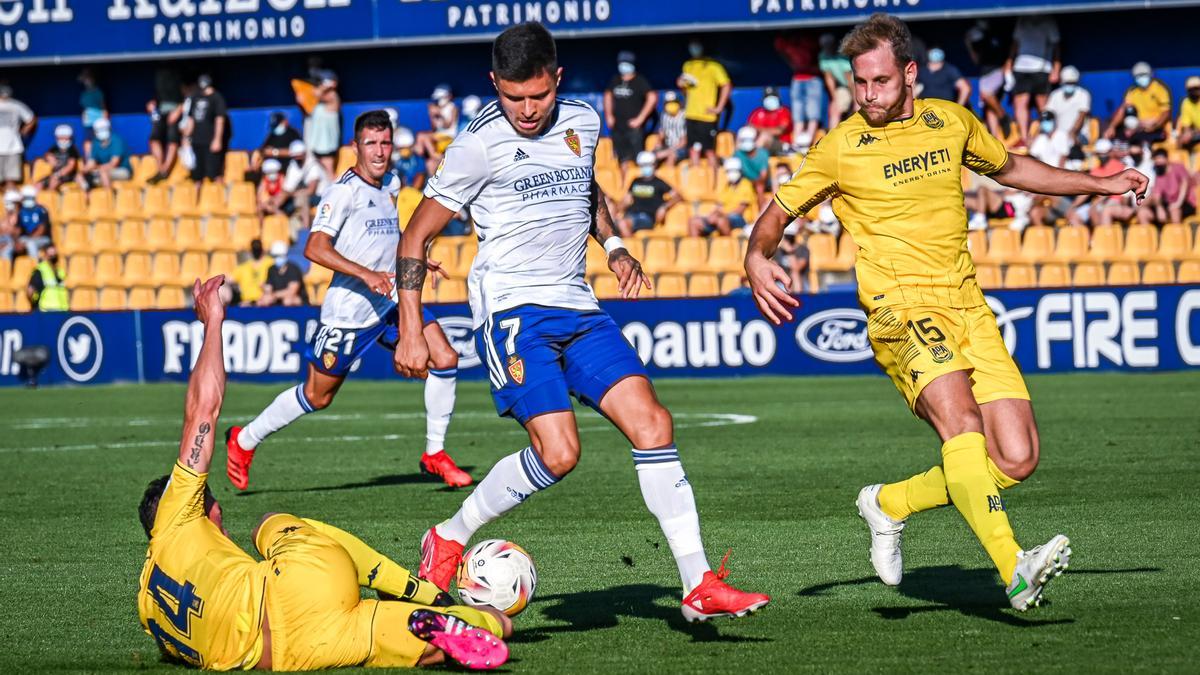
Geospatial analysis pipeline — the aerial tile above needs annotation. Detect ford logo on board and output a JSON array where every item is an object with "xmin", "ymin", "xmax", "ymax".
[{"xmin": 794, "ymin": 309, "xmax": 872, "ymax": 363}]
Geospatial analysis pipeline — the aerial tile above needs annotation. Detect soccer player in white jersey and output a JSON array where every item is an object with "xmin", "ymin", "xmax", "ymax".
[
  {"xmin": 393, "ymin": 23, "xmax": 769, "ymax": 622},
  {"xmin": 225, "ymin": 111, "xmax": 473, "ymax": 490}
]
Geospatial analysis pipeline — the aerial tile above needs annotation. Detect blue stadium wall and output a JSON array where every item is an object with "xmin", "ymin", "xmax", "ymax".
[{"xmin": 2, "ymin": 287, "xmax": 1198, "ymax": 387}]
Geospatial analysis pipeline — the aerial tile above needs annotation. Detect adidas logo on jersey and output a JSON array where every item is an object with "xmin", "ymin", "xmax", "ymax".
[
  {"xmin": 513, "ymin": 148, "xmax": 530, "ymax": 162},
  {"xmin": 367, "ymin": 199, "xmax": 376, "ymax": 208}
]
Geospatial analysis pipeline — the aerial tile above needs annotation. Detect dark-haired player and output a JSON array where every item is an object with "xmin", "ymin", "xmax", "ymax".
[
  {"xmin": 138, "ymin": 275, "xmax": 510, "ymax": 670},
  {"xmin": 747, "ymin": 13, "xmax": 1147, "ymax": 610},
  {"xmin": 393, "ymin": 22, "xmax": 769, "ymax": 623},
  {"xmin": 226, "ymin": 110, "xmax": 474, "ymax": 490}
]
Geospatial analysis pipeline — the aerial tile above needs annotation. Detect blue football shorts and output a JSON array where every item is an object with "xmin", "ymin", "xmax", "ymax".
[{"xmin": 305, "ymin": 305, "xmax": 437, "ymax": 377}]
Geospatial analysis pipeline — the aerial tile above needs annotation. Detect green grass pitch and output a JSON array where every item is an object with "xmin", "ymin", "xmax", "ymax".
[{"xmin": 1, "ymin": 372, "xmax": 1198, "ymax": 673}]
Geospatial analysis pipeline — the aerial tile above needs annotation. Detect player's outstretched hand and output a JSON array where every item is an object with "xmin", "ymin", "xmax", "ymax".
[
  {"xmin": 192, "ymin": 275, "xmax": 226, "ymax": 326},
  {"xmin": 1101, "ymin": 168, "xmax": 1150, "ymax": 204},
  {"xmin": 394, "ymin": 334, "xmax": 431, "ymax": 380},
  {"xmin": 609, "ymin": 248, "xmax": 652, "ymax": 299},
  {"xmin": 426, "ymin": 258, "xmax": 450, "ymax": 289},
  {"xmin": 745, "ymin": 251, "xmax": 799, "ymax": 325},
  {"xmin": 360, "ymin": 270, "xmax": 395, "ymax": 296}
]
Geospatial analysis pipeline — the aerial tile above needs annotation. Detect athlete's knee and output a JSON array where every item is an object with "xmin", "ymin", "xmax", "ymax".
[
  {"xmin": 430, "ymin": 348, "xmax": 458, "ymax": 372},
  {"xmin": 528, "ymin": 427, "xmax": 580, "ymax": 477},
  {"xmin": 302, "ymin": 382, "xmax": 335, "ymax": 410},
  {"xmin": 626, "ymin": 403, "xmax": 674, "ymax": 449},
  {"xmin": 995, "ymin": 429, "xmax": 1040, "ymax": 481}
]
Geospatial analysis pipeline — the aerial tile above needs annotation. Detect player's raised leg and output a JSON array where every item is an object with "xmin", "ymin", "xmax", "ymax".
[
  {"xmin": 226, "ymin": 364, "xmax": 345, "ymax": 490},
  {"xmin": 418, "ymin": 318, "xmax": 472, "ymax": 487}
]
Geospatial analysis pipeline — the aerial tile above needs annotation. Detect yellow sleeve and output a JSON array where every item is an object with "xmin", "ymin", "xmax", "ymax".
[
  {"xmin": 151, "ymin": 462, "xmax": 207, "ymax": 538},
  {"xmin": 954, "ymin": 103, "xmax": 1009, "ymax": 176},
  {"xmin": 712, "ymin": 61, "xmax": 731, "ymax": 87},
  {"xmin": 774, "ymin": 135, "xmax": 839, "ymax": 218}
]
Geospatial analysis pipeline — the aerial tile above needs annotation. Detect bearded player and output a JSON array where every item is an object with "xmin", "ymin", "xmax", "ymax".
[
  {"xmin": 393, "ymin": 22, "xmax": 769, "ymax": 622},
  {"xmin": 225, "ymin": 110, "xmax": 474, "ymax": 490},
  {"xmin": 746, "ymin": 14, "xmax": 1147, "ymax": 610},
  {"xmin": 137, "ymin": 275, "xmax": 510, "ymax": 671}
]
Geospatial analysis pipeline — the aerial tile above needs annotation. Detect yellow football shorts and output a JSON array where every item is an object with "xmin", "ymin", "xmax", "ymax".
[{"xmin": 867, "ymin": 303, "xmax": 1030, "ymax": 411}]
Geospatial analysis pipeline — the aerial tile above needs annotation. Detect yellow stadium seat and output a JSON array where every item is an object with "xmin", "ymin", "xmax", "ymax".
[
  {"xmin": 166, "ymin": 153, "xmax": 191, "ymax": 184},
  {"xmin": 169, "ymin": 181, "xmax": 198, "ymax": 218},
  {"xmin": 93, "ymin": 253, "xmax": 123, "ymax": 288},
  {"xmin": 715, "ymin": 131, "xmax": 734, "ymax": 159},
  {"xmin": 0, "ymin": 257, "xmax": 10, "ymax": 289},
  {"xmin": 309, "ymin": 281, "xmax": 328, "ymax": 305},
  {"xmin": 421, "ymin": 279, "xmax": 436, "ymax": 304},
  {"xmin": 1003, "ymin": 264, "xmax": 1035, "ymax": 289},
  {"xmin": 663, "ymin": 203, "xmax": 691, "ymax": 236},
  {"xmin": 131, "ymin": 154, "xmax": 159, "ymax": 186},
  {"xmin": 142, "ymin": 185, "xmax": 170, "ymax": 218},
  {"xmin": 585, "ymin": 240, "xmax": 610, "ymax": 276},
  {"xmin": 224, "ymin": 151, "xmax": 250, "ymax": 184},
  {"xmin": 1086, "ymin": 225, "xmax": 1123, "ymax": 262},
  {"xmin": 150, "ymin": 253, "xmax": 181, "ymax": 287},
  {"xmin": 0, "ymin": 289, "xmax": 12, "ymax": 312},
  {"xmin": 975, "ymin": 263, "xmax": 1001, "ymax": 289},
  {"xmin": 6, "ymin": 257, "xmax": 33, "ymax": 294},
  {"xmin": 34, "ymin": 189, "xmax": 59, "ymax": 224},
  {"xmin": 436, "ymin": 279, "xmax": 468, "ymax": 303},
  {"xmin": 179, "ymin": 252, "xmax": 209, "ymax": 285},
  {"xmin": 13, "ymin": 287, "xmax": 30, "ymax": 311},
  {"xmin": 595, "ymin": 165, "xmax": 623, "ymax": 200},
  {"xmin": 983, "ymin": 228, "xmax": 1020, "ymax": 265},
  {"xmin": 86, "ymin": 188, "xmax": 116, "ymax": 222},
  {"xmin": 643, "ymin": 238, "xmax": 676, "ymax": 273},
  {"xmin": 99, "ymin": 287, "xmax": 127, "ymax": 310},
  {"xmin": 1017, "ymin": 226, "xmax": 1054, "ymax": 264},
  {"xmin": 834, "ymin": 231, "xmax": 856, "ymax": 270},
  {"xmin": 719, "ymin": 273, "xmax": 744, "ymax": 294},
  {"xmin": 1179, "ymin": 260, "xmax": 1200, "ymax": 283},
  {"xmin": 671, "ymin": 237, "xmax": 708, "ymax": 273},
  {"xmin": 58, "ymin": 223, "xmax": 92, "ymax": 256},
  {"xmin": 60, "ymin": 189, "xmax": 88, "ymax": 223},
  {"xmin": 228, "ymin": 181, "xmax": 257, "ymax": 217},
  {"xmin": 157, "ymin": 286, "xmax": 186, "ymax": 309},
  {"xmin": 1142, "ymin": 260, "xmax": 1175, "ymax": 284},
  {"xmin": 681, "ymin": 165, "xmax": 715, "ymax": 201},
  {"xmin": 967, "ymin": 229, "xmax": 989, "ymax": 261},
  {"xmin": 430, "ymin": 239, "xmax": 459, "ymax": 271},
  {"xmin": 114, "ymin": 186, "xmax": 143, "ymax": 220},
  {"xmin": 1106, "ymin": 262, "xmax": 1139, "ymax": 286},
  {"xmin": 707, "ymin": 236, "xmax": 743, "ymax": 273},
  {"xmin": 305, "ymin": 262, "xmax": 333, "ymax": 287},
  {"xmin": 644, "ymin": 133, "xmax": 659, "ymax": 151},
  {"xmin": 655, "ymin": 273, "xmax": 686, "ymax": 297},
  {"xmin": 1121, "ymin": 223, "xmax": 1157, "ymax": 262},
  {"xmin": 591, "ymin": 275, "xmax": 620, "ymax": 299},
  {"xmin": 145, "ymin": 218, "xmax": 178, "ymax": 253},
  {"xmin": 198, "ymin": 181, "xmax": 228, "ymax": 217},
  {"xmin": 261, "ymin": 215, "xmax": 291, "ymax": 247},
  {"xmin": 201, "ymin": 217, "xmax": 235, "ymax": 254},
  {"xmin": 1051, "ymin": 226, "xmax": 1089, "ymax": 263},
  {"xmin": 175, "ymin": 218, "xmax": 203, "ymax": 252},
  {"xmin": 128, "ymin": 287, "xmax": 156, "ymax": 309},
  {"xmin": 1072, "ymin": 262, "xmax": 1105, "ymax": 286},
  {"xmin": 595, "ymin": 136, "xmax": 615, "ymax": 165},
  {"xmin": 117, "ymin": 219, "xmax": 148, "ymax": 253},
  {"xmin": 92, "ymin": 220, "xmax": 119, "ymax": 254},
  {"xmin": 121, "ymin": 252, "xmax": 152, "ymax": 288},
  {"xmin": 29, "ymin": 157, "xmax": 52, "ymax": 184},
  {"xmin": 335, "ymin": 146, "xmax": 357, "ymax": 175},
  {"xmin": 807, "ymin": 233, "xmax": 839, "ymax": 289},
  {"xmin": 70, "ymin": 287, "xmax": 98, "ymax": 312},
  {"xmin": 65, "ymin": 254, "xmax": 96, "ymax": 288},
  {"xmin": 688, "ymin": 273, "xmax": 719, "ymax": 297},
  {"xmin": 1038, "ymin": 263, "xmax": 1070, "ymax": 288},
  {"xmin": 398, "ymin": 187, "xmax": 423, "ymax": 226},
  {"xmin": 231, "ymin": 216, "xmax": 262, "ymax": 251},
  {"xmin": 1153, "ymin": 223, "xmax": 1191, "ymax": 261},
  {"xmin": 209, "ymin": 251, "xmax": 239, "ymax": 278}
]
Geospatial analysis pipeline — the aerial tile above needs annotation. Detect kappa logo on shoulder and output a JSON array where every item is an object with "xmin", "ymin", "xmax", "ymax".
[
  {"xmin": 921, "ymin": 110, "xmax": 945, "ymax": 129},
  {"xmin": 857, "ymin": 132, "xmax": 881, "ymax": 147}
]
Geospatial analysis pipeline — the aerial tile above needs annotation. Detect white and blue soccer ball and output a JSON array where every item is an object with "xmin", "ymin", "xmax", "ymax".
[{"xmin": 456, "ymin": 539, "xmax": 537, "ymax": 617}]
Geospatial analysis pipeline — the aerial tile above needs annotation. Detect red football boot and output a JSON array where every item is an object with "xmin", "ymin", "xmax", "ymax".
[
  {"xmin": 420, "ymin": 526, "xmax": 465, "ymax": 592},
  {"xmin": 420, "ymin": 450, "xmax": 473, "ymax": 488},
  {"xmin": 680, "ymin": 551, "xmax": 771, "ymax": 622},
  {"xmin": 224, "ymin": 426, "xmax": 255, "ymax": 491}
]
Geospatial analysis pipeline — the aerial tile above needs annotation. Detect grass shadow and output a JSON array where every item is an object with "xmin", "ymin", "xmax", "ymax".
[
  {"xmin": 797, "ymin": 564, "xmax": 1158, "ymax": 627},
  {"xmin": 235, "ymin": 470, "xmax": 475, "ymax": 496},
  {"xmin": 513, "ymin": 583, "xmax": 773, "ymax": 645}
]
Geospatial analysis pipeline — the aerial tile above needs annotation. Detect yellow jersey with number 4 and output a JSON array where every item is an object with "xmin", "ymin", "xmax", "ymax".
[
  {"xmin": 774, "ymin": 99, "xmax": 1009, "ymax": 311},
  {"xmin": 137, "ymin": 462, "xmax": 268, "ymax": 670}
]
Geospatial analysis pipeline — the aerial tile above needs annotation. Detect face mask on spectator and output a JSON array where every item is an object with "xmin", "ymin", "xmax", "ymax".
[
  {"xmin": 1040, "ymin": 120, "xmax": 1055, "ymax": 134},
  {"xmin": 665, "ymin": 102, "xmax": 681, "ymax": 115},
  {"xmin": 1153, "ymin": 163, "xmax": 1167, "ymax": 176},
  {"xmin": 639, "ymin": 165, "xmax": 654, "ymax": 178},
  {"xmin": 927, "ymin": 48, "xmax": 946, "ymax": 64},
  {"xmin": 763, "ymin": 96, "xmax": 780, "ymax": 111},
  {"xmin": 274, "ymin": 255, "xmax": 288, "ymax": 268},
  {"xmin": 1124, "ymin": 115, "xmax": 1140, "ymax": 131},
  {"xmin": 688, "ymin": 42, "xmax": 703, "ymax": 58},
  {"xmin": 21, "ymin": 197, "xmax": 35, "ymax": 208},
  {"xmin": 95, "ymin": 129, "xmax": 111, "ymax": 142},
  {"xmin": 775, "ymin": 171, "xmax": 792, "ymax": 186},
  {"xmin": 274, "ymin": 124, "xmax": 287, "ymax": 136},
  {"xmin": 1135, "ymin": 75, "xmax": 1151, "ymax": 88},
  {"xmin": 1062, "ymin": 84, "xmax": 1077, "ymax": 96},
  {"xmin": 56, "ymin": 138, "xmax": 71, "ymax": 150},
  {"xmin": 738, "ymin": 138, "xmax": 756, "ymax": 152},
  {"xmin": 725, "ymin": 170, "xmax": 741, "ymax": 183},
  {"xmin": 618, "ymin": 62, "xmax": 635, "ymax": 76}
]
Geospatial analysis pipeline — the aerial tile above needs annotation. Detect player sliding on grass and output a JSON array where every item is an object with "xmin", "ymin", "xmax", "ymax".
[
  {"xmin": 394, "ymin": 22, "xmax": 769, "ymax": 623},
  {"xmin": 226, "ymin": 110, "xmax": 474, "ymax": 490},
  {"xmin": 747, "ymin": 13, "xmax": 1148, "ymax": 610},
  {"xmin": 137, "ymin": 275, "xmax": 511, "ymax": 671}
]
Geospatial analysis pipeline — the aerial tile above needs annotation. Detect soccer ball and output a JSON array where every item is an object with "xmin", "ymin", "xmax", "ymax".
[{"xmin": 456, "ymin": 539, "xmax": 537, "ymax": 616}]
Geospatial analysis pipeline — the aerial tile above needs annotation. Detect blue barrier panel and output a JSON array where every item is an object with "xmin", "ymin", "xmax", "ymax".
[{"xmin": 2, "ymin": 286, "xmax": 1198, "ymax": 387}]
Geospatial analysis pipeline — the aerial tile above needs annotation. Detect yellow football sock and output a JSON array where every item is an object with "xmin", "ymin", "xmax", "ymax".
[
  {"xmin": 987, "ymin": 457, "xmax": 1022, "ymax": 489},
  {"xmin": 302, "ymin": 518, "xmax": 444, "ymax": 605},
  {"xmin": 940, "ymin": 432, "xmax": 1021, "ymax": 584},
  {"xmin": 877, "ymin": 466, "xmax": 950, "ymax": 521}
]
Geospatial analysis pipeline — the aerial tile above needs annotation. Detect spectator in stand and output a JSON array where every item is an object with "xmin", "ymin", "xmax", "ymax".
[
  {"xmin": 306, "ymin": 73, "xmax": 341, "ymax": 178},
  {"xmin": 251, "ymin": 112, "xmax": 302, "ymax": 178},
  {"xmin": 0, "ymin": 190, "xmax": 17, "ymax": 260},
  {"xmin": 689, "ymin": 157, "xmax": 756, "ymax": 236},
  {"xmin": 747, "ymin": 87, "xmax": 793, "ymax": 155},
  {"xmin": 1043, "ymin": 66, "xmax": 1090, "ymax": 159},
  {"xmin": 1111, "ymin": 105, "xmax": 1144, "ymax": 148},
  {"xmin": 78, "ymin": 68, "xmax": 107, "ymax": 138},
  {"xmin": 1106, "ymin": 62, "xmax": 1172, "ymax": 145},
  {"xmin": 678, "ymin": 40, "xmax": 731, "ymax": 172},
  {"xmin": 392, "ymin": 127, "xmax": 426, "ymax": 190},
  {"xmin": 147, "ymin": 67, "xmax": 183, "ymax": 184},
  {"xmin": 40, "ymin": 125, "xmax": 80, "ymax": 191},
  {"xmin": 184, "ymin": 74, "xmax": 230, "ymax": 183},
  {"xmin": 819, "ymin": 33, "xmax": 854, "ymax": 128},
  {"xmin": 458, "ymin": 95, "xmax": 483, "ymax": 133},
  {"xmin": 416, "ymin": 84, "xmax": 459, "ymax": 176},
  {"xmin": 231, "ymin": 239, "xmax": 272, "ymax": 306},
  {"xmin": 25, "ymin": 243, "xmax": 67, "ymax": 312},
  {"xmin": 774, "ymin": 30, "xmax": 821, "ymax": 150},
  {"xmin": 15, "ymin": 186, "xmax": 51, "ymax": 259},
  {"xmin": 733, "ymin": 126, "xmax": 770, "ymax": 195},
  {"xmin": 0, "ymin": 84, "xmax": 36, "ymax": 191},
  {"xmin": 964, "ymin": 18, "xmax": 1010, "ymax": 139},
  {"xmin": 1029, "ymin": 111, "xmax": 1071, "ymax": 169},
  {"xmin": 1178, "ymin": 76, "xmax": 1200, "ymax": 152},
  {"xmin": 918, "ymin": 46, "xmax": 970, "ymax": 105},
  {"xmin": 260, "ymin": 240, "xmax": 308, "ymax": 307},
  {"xmin": 283, "ymin": 140, "xmax": 330, "ymax": 229},
  {"xmin": 257, "ymin": 159, "xmax": 287, "ymax": 217},
  {"xmin": 617, "ymin": 151, "xmax": 680, "ymax": 237},
  {"xmin": 774, "ymin": 223, "xmax": 809, "ymax": 293},
  {"xmin": 1006, "ymin": 15, "xmax": 1061, "ymax": 145},
  {"xmin": 1069, "ymin": 138, "xmax": 1134, "ymax": 227},
  {"xmin": 81, "ymin": 118, "xmax": 130, "ymax": 188},
  {"xmin": 654, "ymin": 91, "xmax": 688, "ymax": 166},
  {"xmin": 604, "ymin": 50, "xmax": 658, "ymax": 180},
  {"xmin": 1139, "ymin": 147, "xmax": 1195, "ymax": 225}
]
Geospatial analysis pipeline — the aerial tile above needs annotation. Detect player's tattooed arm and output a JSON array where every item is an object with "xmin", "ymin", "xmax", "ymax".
[
  {"xmin": 185, "ymin": 422, "xmax": 211, "ymax": 469},
  {"xmin": 590, "ymin": 180, "xmax": 652, "ymax": 298},
  {"xmin": 588, "ymin": 179, "xmax": 621, "ymax": 247},
  {"xmin": 397, "ymin": 257, "xmax": 428, "ymax": 291}
]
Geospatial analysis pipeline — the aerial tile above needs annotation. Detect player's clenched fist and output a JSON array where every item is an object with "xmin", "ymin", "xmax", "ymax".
[
  {"xmin": 394, "ymin": 334, "xmax": 431, "ymax": 380},
  {"xmin": 192, "ymin": 274, "xmax": 226, "ymax": 326},
  {"xmin": 1099, "ymin": 168, "xmax": 1151, "ymax": 204},
  {"xmin": 359, "ymin": 269, "xmax": 395, "ymax": 296},
  {"xmin": 745, "ymin": 251, "xmax": 799, "ymax": 325}
]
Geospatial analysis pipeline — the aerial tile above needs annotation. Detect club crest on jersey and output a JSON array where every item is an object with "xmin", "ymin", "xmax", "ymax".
[
  {"xmin": 929, "ymin": 344, "xmax": 953, "ymax": 363},
  {"xmin": 507, "ymin": 355, "xmax": 525, "ymax": 385},
  {"xmin": 322, "ymin": 352, "xmax": 337, "ymax": 370},
  {"xmin": 564, "ymin": 128, "xmax": 581, "ymax": 156},
  {"xmin": 921, "ymin": 110, "xmax": 944, "ymax": 129}
]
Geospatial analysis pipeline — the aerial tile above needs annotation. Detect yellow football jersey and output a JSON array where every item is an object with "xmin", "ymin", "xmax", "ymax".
[
  {"xmin": 137, "ymin": 463, "xmax": 267, "ymax": 670},
  {"xmin": 775, "ymin": 99, "xmax": 1009, "ymax": 311}
]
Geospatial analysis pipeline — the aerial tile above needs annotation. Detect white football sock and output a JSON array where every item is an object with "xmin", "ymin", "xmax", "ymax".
[
  {"xmin": 424, "ymin": 367, "xmax": 457, "ymax": 455},
  {"xmin": 633, "ymin": 446, "xmax": 711, "ymax": 593},
  {"xmin": 436, "ymin": 447, "xmax": 558, "ymax": 545},
  {"xmin": 239, "ymin": 384, "xmax": 314, "ymax": 450}
]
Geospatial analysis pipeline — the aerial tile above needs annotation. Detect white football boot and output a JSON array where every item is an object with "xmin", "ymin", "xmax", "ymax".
[
  {"xmin": 856, "ymin": 484, "xmax": 905, "ymax": 586},
  {"xmin": 1006, "ymin": 534, "xmax": 1071, "ymax": 611}
]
